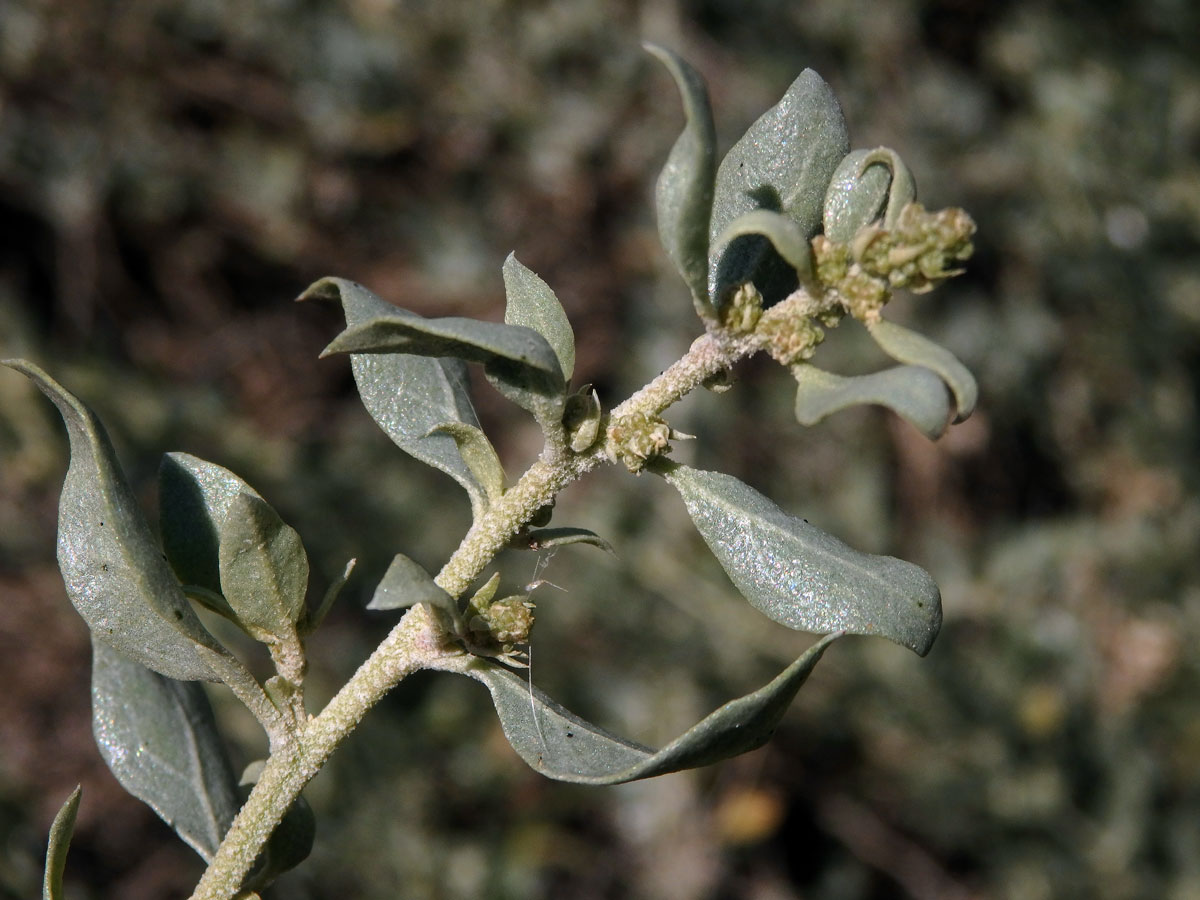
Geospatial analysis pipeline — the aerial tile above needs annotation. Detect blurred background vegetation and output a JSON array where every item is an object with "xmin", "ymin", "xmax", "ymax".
[{"xmin": 2, "ymin": 0, "xmax": 1198, "ymax": 897}]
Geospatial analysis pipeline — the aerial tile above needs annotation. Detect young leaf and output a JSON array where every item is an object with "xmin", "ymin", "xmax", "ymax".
[
  {"xmin": 865, "ymin": 318, "xmax": 977, "ymax": 422},
  {"xmin": 709, "ymin": 69, "xmax": 849, "ymax": 303},
  {"xmin": 218, "ymin": 492, "xmax": 309, "ymax": 643},
  {"xmin": 320, "ymin": 301, "xmax": 567, "ymax": 425},
  {"xmin": 91, "ymin": 639, "xmax": 241, "ymax": 862},
  {"xmin": 645, "ymin": 43, "xmax": 717, "ymax": 321},
  {"xmin": 426, "ymin": 423, "xmax": 506, "ymax": 507},
  {"xmin": 43, "ymin": 785, "xmax": 81, "ymax": 900},
  {"xmin": 436, "ymin": 633, "xmax": 837, "ymax": 784},
  {"xmin": 299, "ymin": 278, "xmax": 489, "ymax": 516},
  {"xmin": 660, "ymin": 464, "xmax": 941, "ymax": 655},
  {"xmin": 3, "ymin": 360, "xmax": 234, "ymax": 682},
  {"xmin": 367, "ymin": 553, "xmax": 461, "ymax": 627},
  {"xmin": 792, "ymin": 361, "xmax": 953, "ymax": 440},
  {"xmin": 713, "ymin": 209, "xmax": 815, "ymax": 288},
  {"xmin": 159, "ymin": 452, "xmax": 266, "ymax": 596},
  {"xmin": 513, "ymin": 527, "xmax": 615, "ymax": 554},
  {"xmin": 823, "ymin": 147, "xmax": 918, "ymax": 242},
  {"xmin": 502, "ymin": 253, "xmax": 575, "ymax": 381}
]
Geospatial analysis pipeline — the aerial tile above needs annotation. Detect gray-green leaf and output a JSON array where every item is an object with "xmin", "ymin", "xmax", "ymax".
[
  {"xmin": 713, "ymin": 209, "xmax": 815, "ymax": 288},
  {"xmin": 823, "ymin": 147, "xmax": 917, "ymax": 242},
  {"xmin": 645, "ymin": 43, "xmax": 717, "ymax": 320},
  {"xmin": 439, "ymin": 633, "xmax": 836, "ymax": 784},
  {"xmin": 43, "ymin": 786, "xmax": 81, "ymax": 900},
  {"xmin": 320, "ymin": 299, "xmax": 566, "ymax": 425},
  {"xmin": 219, "ymin": 492, "xmax": 309, "ymax": 642},
  {"xmin": 709, "ymin": 69, "xmax": 849, "ymax": 303},
  {"xmin": 91, "ymin": 639, "xmax": 241, "ymax": 861},
  {"xmin": 3, "ymin": 360, "xmax": 232, "ymax": 681},
  {"xmin": 792, "ymin": 361, "xmax": 953, "ymax": 440},
  {"xmin": 502, "ymin": 253, "xmax": 575, "ymax": 381},
  {"xmin": 367, "ymin": 553, "xmax": 460, "ymax": 625},
  {"xmin": 426, "ymin": 423, "xmax": 506, "ymax": 507},
  {"xmin": 513, "ymin": 527, "xmax": 615, "ymax": 554},
  {"xmin": 660, "ymin": 464, "xmax": 941, "ymax": 655},
  {"xmin": 866, "ymin": 318, "xmax": 977, "ymax": 422},
  {"xmin": 300, "ymin": 278, "xmax": 488, "ymax": 516}
]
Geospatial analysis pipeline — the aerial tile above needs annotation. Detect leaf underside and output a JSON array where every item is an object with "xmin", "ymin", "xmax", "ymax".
[
  {"xmin": 502, "ymin": 253, "xmax": 576, "ymax": 382},
  {"xmin": 793, "ymin": 361, "xmax": 953, "ymax": 440},
  {"xmin": 661, "ymin": 463, "xmax": 941, "ymax": 655},
  {"xmin": 91, "ymin": 640, "xmax": 241, "ymax": 862},
  {"xmin": 866, "ymin": 318, "xmax": 978, "ymax": 422},
  {"xmin": 443, "ymin": 633, "xmax": 838, "ymax": 784}
]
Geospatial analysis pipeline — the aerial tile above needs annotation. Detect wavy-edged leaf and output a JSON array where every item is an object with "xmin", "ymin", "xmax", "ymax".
[
  {"xmin": 43, "ymin": 786, "xmax": 81, "ymax": 900},
  {"xmin": 713, "ymin": 209, "xmax": 815, "ymax": 287},
  {"xmin": 709, "ymin": 69, "xmax": 849, "ymax": 303},
  {"xmin": 438, "ymin": 633, "xmax": 837, "ymax": 784},
  {"xmin": 866, "ymin": 318, "xmax": 977, "ymax": 422},
  {"xmin": 3, "ymin": 360, "xmax": 232, "ymax": 681},
  {"xmin": 502, "ymin": 253, "xmax": 575, "ymax": 381},
  {"xmin": 218, "ymin": 492, "xmax": 308, "ymax": 642},
  {"xmin": 645, "ymin": 42, "xmax": 717, "ymax": 320},
  {"xmin": 793, "ymin": 361, "xmax": 952, "ymax": 439},
  {"xmin": 660, "ymin": 464, "xmax": 941, "ymax": 655},
  {"xmin": 514, "ymin": 527, "xmax": 615, "ymax": 554},
  {"xmin": 427, "ymin": 423, "xmax": 506, "ymax": 506},
  {"xmin": 91, "ymin": 639, "xmax": 240, "ymax": 862},
  {"xmin": 300, "ymin": 278, "xmax": 487, "ymax": 516},
  {"xmin": 320, "ymin": 299, "xmax": 567, "ymax": 426},
  {"xmin": 366, "ymin": 553, "xmax": 459, "ymax": 623}
]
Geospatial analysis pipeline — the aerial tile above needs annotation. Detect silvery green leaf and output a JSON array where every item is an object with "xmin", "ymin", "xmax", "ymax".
[
  {"xmin": 304, "ymin": 557, "xmax": 356, "ymax": 635},
  {"xmin": 218, "ymin": 492, "xmax": 309, "ymax": 642},
  {"xmin": 709, "ymin": 69, "xmax": 849, "ymax": 303},
  {"xmin": 514, "ymin": 527, "xmax": 615, "ymax": 554},
  {"xmin": 366, "ymin": 553, "xmax": 459, "ymax": 624},
  {"xmin": 320, "ymin": 299, "xmax": 567, "ymax": 426},
  {"xmin": 645, "ymin": 43, "xmax": 717, "ymax": 320},
  {"xmin": 159, "ymin": 452, "xmax": 265, "ymax": 597},
  {"xmin": 563, "ymin": 385, "xmax": 602, "ymax": 452},
  {"xmin": 426, "ymin": 423, "xmax": 506, "ymax": 506},
  {"xmin": 43, "ymin": 785, "xmax": 81, "ymax": 900},
  {"xmin": 502, "ymin": 253, "xmax": 575, "ymax": 381},
  {"xmin": 440, "ymin": 633, "xmax": 836, "ymax": 784},
  {"xmin": 866, "ymin": 318, "xmax": 977, "ymax": 422},
  {"xmin": 3, "ymin": 360, "xmax": 233, "ymax": 682},
  {"xmin": 713, "ymin": 209, "xmax": 815, "ymax": 287},
  {"xmin": 91, "ymin": 639, "xmax": 241, "ymax": 862},
  {"xmin": 300, "ymin": 278, "xmax": 487, "ymax": 516},
  {"xmin": 661, "ymin": 464, "xmax": 941, "ymax": 655},
  {"xmin": 793, "ymin": 361, "xmax": 953, "ymax": 439},
  {"xmin": 823, "ymin": 147, "xmax": 918, "ymax": 242}
]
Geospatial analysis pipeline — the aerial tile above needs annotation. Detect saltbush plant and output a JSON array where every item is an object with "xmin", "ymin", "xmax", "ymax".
[{"xmin": 12, "ymin": 46, "xmax": 975, "ymax": 899}]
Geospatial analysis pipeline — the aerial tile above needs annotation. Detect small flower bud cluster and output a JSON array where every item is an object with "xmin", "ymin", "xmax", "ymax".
[{"xmin": 605, "ymin": 412, "xmax": 673, "ymax": 472}]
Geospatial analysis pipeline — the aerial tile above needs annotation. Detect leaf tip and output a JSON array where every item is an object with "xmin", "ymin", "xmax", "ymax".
[{"xmin": 295, "ymin": 277, "xmax": 343, "ymax": 304}]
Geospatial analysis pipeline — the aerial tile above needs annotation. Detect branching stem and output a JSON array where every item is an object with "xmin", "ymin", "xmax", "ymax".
[{"xmin": 187, "ymin": 293, "xmax": 818, "ymax": 899}]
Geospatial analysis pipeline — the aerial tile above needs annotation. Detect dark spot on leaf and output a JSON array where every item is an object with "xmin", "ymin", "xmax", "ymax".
[
  {"xmin": 566, "ymin": 731, "xmax": 574, "ymax": 739},
  {"xmin": 174, "ymin": 610, "xmax": 184, "ymax": 620}
]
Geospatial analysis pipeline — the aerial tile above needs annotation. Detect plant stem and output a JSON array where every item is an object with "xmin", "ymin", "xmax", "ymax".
[{"xmin": 186, "ymin": 300, "xmax": 804, "ymax": 898}]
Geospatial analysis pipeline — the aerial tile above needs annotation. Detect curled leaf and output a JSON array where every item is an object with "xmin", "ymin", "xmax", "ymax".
[
  {"xmin": 437, "ymin": 633, "xmax": 837, "ymax": 784},
  {"xmin": 300, "ymin": 278, "xmax": 488, "ymax": 516},
  {"xmin": 792, "ymin": 362, "xmax": 953, "ymax": 440},
  {"xmin": 562, "ymin": 385, "xmax": 602, "ymax": 453},
  {"xmin": 865, "ymin": 318, "xmax": 977, "ymax": 422},
  {"xmin": 43, "ymin": 786, "xmax": 81, "ymax": 900},
  {"xmin": 645, "ymin": 42, "xmax": 717, "ymax": 321},
  {"xmin": 660, "ymin": 464, "xmax": 941, "ymax": 655},
  {"xmin": 713, "ymin": 209, "xmax": 815, "ymax": 289},
  {"xmin": 823, "ymin": 147, "xmax": 917, "ymax": 242},
  {"xmin": 502, "ymin": 253, "xmax": 575, "ymax": 382},
  {"xmin": 3, "ymin": 360, "xmax": 232, "ymax": 681},
  {"xmin": 91, "ymin": 639, "xmax": 241, "ymax": 861}
]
